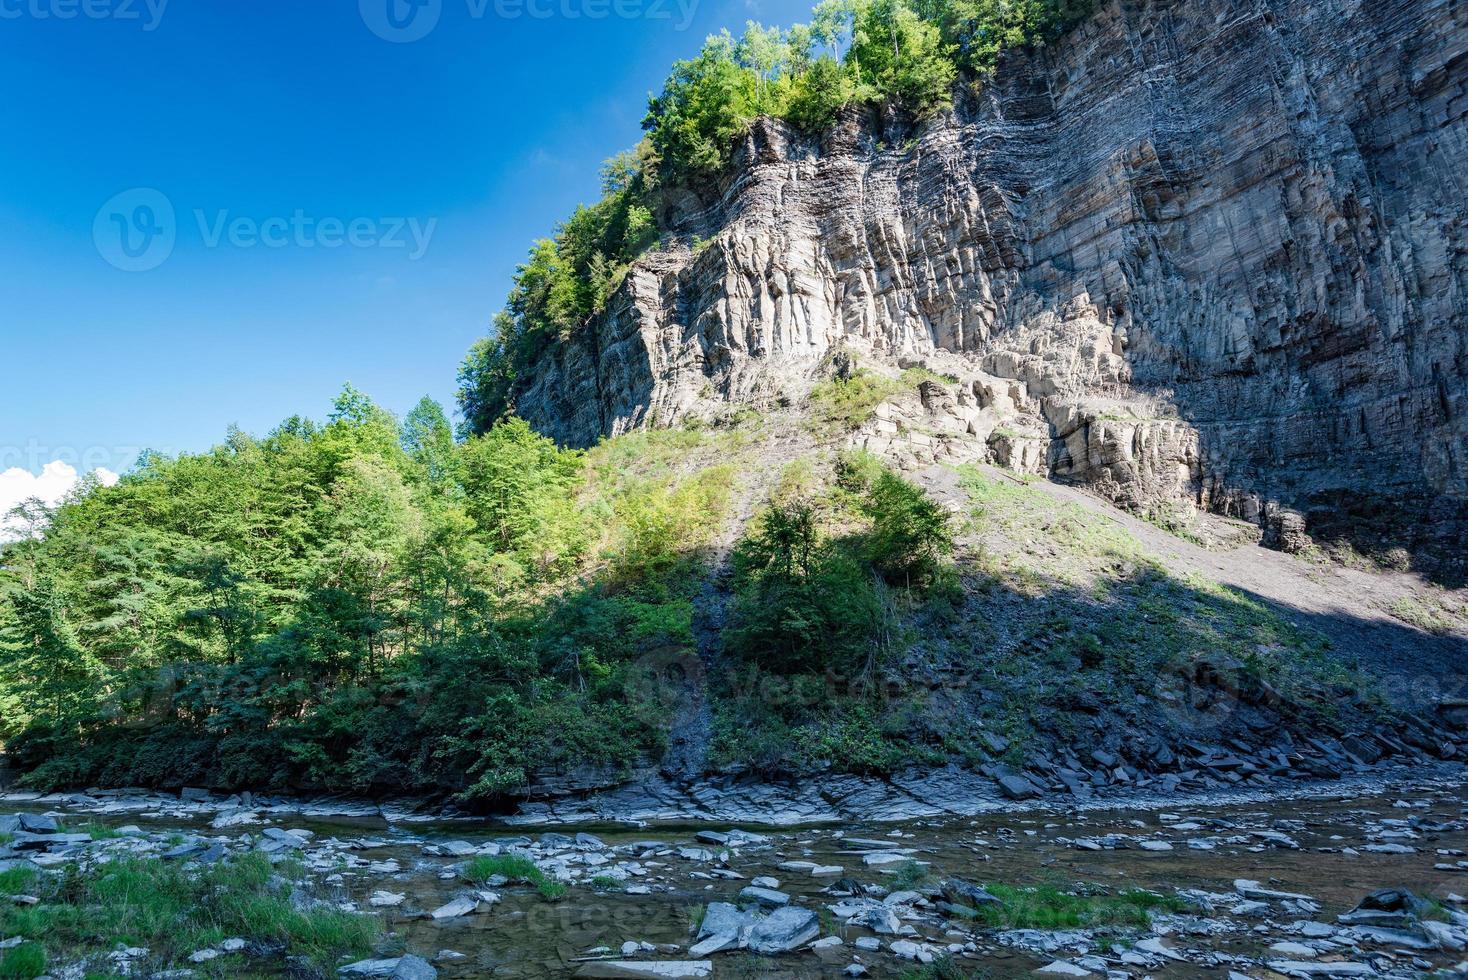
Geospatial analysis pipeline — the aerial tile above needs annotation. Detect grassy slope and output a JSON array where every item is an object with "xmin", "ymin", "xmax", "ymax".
[{"xmin": 700, "ymin": 436, "xmax": 1391, "ymax": 779}]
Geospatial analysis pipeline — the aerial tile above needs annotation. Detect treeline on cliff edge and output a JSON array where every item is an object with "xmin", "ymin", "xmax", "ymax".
[{"xmin": 457, "ymin": 0, "xmax": 1094, "ymax": 435}]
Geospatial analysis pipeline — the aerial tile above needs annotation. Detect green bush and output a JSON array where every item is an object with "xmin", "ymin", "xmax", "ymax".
[
  {"xmin": 862, "ymin": 470, "xmax": 954, "ymax": 585},
  {"xmin": 729, "ymin": 504, "xmax": 886, "ymax": 676},
  {"xmin": 806, "ymin": 370, "xmax": 903, "ymax": 432}
]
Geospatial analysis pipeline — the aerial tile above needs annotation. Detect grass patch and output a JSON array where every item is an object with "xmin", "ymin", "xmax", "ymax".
[
  {"xmin": 974, "ymin": 883, "xmax": 1187, "ymax": 929},
  {"xmin": 78, "ymin": 821, "xmax": 124, "ymax": 841},
  {"xmin": 0, "ymin": 866, "xmax": 37, "ymax": 896},
  {"xmin": 0, "ymin": 942, "xmax": 46, "ymax": 979},
  {"xmin": 589, "ymin": 875, "xmax": 621, "ymax": 891},
  {"xmin": 464, "ymin": 853, "xmax": 566, "ymax": 901},
  {"xmin": 901, "ymin": 957, "xmax": 988, "ymax": 980},
  {"xmin": 1390, "ymin": 595, "xmax": 1464, "ymax": 635},
  {"xmin": 0, "ymin": 854, "xmax": 376, "ymax": 976},
  {"xmin": 888, "ymin": 859, "xmax": 933, "ymax": 890},
  {"xmin": 807, "ymin": 369, "xmax": 904, "ymax": 433},
  {"xmin": 805, "ymin": 367, "xmax": 963, "ymax": 435}
]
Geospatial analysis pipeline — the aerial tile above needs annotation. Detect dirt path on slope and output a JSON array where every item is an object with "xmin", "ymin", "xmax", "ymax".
[
  {"xmin": 918, "ymin": 464, "xmax": 1468, "ymax": 699},
  {"xmin": 659, "ymin": 422, "xmax": 819, "ymax": 782}
]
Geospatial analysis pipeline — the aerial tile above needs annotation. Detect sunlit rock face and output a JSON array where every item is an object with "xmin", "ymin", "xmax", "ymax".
[{"xmin": 514, "ymin": 0, "xmax": 1467, "ymax": 562}]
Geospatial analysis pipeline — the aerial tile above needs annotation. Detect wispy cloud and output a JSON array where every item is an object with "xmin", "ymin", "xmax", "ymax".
[{"xmin": 0, "ymin": 461, "xmax": 119, "ymax": 540}]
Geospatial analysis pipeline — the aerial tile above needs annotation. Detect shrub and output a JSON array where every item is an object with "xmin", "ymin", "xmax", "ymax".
[
  {"xmin": 729, "ymin": 505, "xmax": 886, "ymax": 676},
  {"xmin": 806, "ymin": 370, "xmax": 903, "ymax": 432},
  {"xmin": 862, "ymin": 470, "xmax": 954, "ymax": 586}
]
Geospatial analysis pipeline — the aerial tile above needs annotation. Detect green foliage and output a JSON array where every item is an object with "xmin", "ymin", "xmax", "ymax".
[
  {"xmin": 806, "ymin": 369, "xmax": 904, "ymax": 433},
  {"xmin": 463, "ymin": 852, "xmax": 565, "ymax": 900},
  {"xmin": 729, "ymin": 502, "xmax": 888, "ymax": 676},
  {"xmin": 713, "ymin": 458, "xmax": 955, "ymax": 775},
  {"xmin": 856, "ymin": 467, "xmax": 955, "ymax": 585},
  {"xmin": 0, "ymin": 942, "xmax": 45, "ymax": 979},
  {"xmin": 0, "ymin": 388, "xmax": 733, "ymax": 802},
  {"xmin": 0, "ymin": 854, "xmax": 376, "ymax": 975},
  {"xmin": 900, "ymin": 956, "xmax": 989, "ymax": 980},
  {"xmin": 974, "ymin": 883, "xmax": 1187, "ymax": 929},
  {"xmin": 728, "ymin": 459, "xmax": 949, "ymax": 673}
]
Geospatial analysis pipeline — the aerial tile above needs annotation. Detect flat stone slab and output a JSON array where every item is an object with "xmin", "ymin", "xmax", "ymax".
[{"xmin": 574, "ymin": 962, "xmax": 713, "ymax": 979}]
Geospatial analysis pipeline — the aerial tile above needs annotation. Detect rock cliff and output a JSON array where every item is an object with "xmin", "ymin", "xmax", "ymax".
[{"xmin": 514, "ymin": 0, "xmax": 1468, "ymax": 572}]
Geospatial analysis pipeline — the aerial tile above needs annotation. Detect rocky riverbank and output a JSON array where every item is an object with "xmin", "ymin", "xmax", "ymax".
[{"xmin": 6, "ymin": 769, "xmax": 1468, "ymax": 978}]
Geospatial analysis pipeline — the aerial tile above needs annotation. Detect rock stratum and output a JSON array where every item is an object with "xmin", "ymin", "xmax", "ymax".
[{"xmin": 514, "ymin": 0, "xmax": 1468, "ymax": 572}]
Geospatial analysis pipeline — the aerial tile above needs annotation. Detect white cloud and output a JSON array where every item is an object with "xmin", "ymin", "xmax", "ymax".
[{"xmin": 0, "ymin": 461, "xmax": 119, "ymax": 541}]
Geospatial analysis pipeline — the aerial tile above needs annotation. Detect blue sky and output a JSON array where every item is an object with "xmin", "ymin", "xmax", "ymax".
[{"xmin": 0, "ymin": 0, "xmax": 811, "ymax": 479}]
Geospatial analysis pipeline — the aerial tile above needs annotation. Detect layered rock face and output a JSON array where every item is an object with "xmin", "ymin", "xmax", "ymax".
[{"xmin": 516, "ymin": 0, "xmax": 1468, "ymax": 564}]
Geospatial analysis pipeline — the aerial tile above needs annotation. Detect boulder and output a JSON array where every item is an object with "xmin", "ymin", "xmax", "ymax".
[
  {"xmin": 696, "ymin": 902, "xmax": 753, "ymax": 941},
  {"xmin": 747, "ymin": 907, "xmax": 820, "ymax": 954},
  {"xmin": 16, "ymin": 814, "xmax": 58, "ymax": 834},
  {"xmin": 739, "ymin": 886, "xmax": 790, "ymax": 908},
  {"xmin": 996, "ymin": 775, "xmax": 1041, "ymax": 800},
  {"xmin": 941, "ymin": 879, "xmax": 1000, "ymax": 908},
  {"xmin": 391, "ymin": 955, "xmax": 437, "ymax": 980}
]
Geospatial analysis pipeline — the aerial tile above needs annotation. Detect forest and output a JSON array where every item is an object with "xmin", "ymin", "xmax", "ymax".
[{"xmin": 0, "ymin": 387, "xmax": 953, "ymax": 801}]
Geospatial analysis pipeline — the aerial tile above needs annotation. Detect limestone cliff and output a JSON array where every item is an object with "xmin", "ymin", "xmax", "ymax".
[{"xmin": 514, "ymin": 0, "xmax": 1468, "ymax": 571}]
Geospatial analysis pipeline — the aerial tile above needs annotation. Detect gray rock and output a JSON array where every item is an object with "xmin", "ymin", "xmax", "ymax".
[
  {"xmin": 574, "ymin": 963, "xmax": 712, "ymax": 979},
  {"xmin": 747, "ymin": 907, "xmax": 820, "ymax": 954},
  {"xmin": 391, "ymin": 954, "xmax": 437, "ymax": 980},
  {"xmin": 997, "ymin": 775, "xmax": 1041, "ymax": 800},
  {"xmin": 697, "ymin": 902, "xmax": 753, "ymax": 941},
  {"xmin": 739, "ymin": 886, "xmax": 790, "ymax": 908},
  {"xmin": 1236, "ymin": 879, "xmax": 1315, "ymax": 902},
  {"xmin": 339, "ymin": 958, "xmax": 402, "ymax": 977},
  {"xmin": 941, "ymin": 879, "xmax": 1000, "ymax": 908},
  {"xmin": 430, "ymin": 897, "xmax": 478, "ymax": 920},
  {"xmin": 1265, "ymin": 961, "xmax": 1375, "ymax": 977},
  {"xmin": 16, "ymin": 814, "xmax": 58, "ymax": 834}
]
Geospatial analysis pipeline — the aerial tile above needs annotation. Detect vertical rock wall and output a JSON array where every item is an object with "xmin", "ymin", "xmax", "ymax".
[{"xmin": 513, "ymin": 0, "xmax": 1468, "ymax": 565}]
